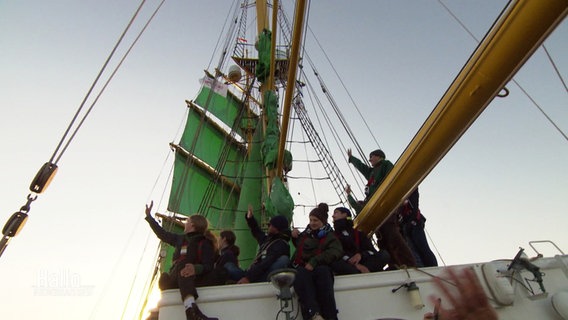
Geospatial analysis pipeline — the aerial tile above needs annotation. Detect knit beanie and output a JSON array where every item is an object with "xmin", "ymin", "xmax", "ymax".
[
  {"xmin": 309, "ymin": 203, "xmax": 329, "ymax": 223},
  {"xmin": 269, "ymin": 215, "xmax": 289, "ymax": 232}
]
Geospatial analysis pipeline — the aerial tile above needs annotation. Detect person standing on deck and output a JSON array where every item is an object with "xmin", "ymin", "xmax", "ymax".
[
  {"xmin": 145, "ymin": 201, "xmax": 221, "ymax": 320},
  {"xmin": 331, "ymin": 206, "xmax": 390, "ymax": 274},
  {"xmin": 347, "ymin": 148, "xmax": 416, "ymax": 269},
  {"xmin": 291, "ymin": 203, "xmax": 343, "ymax": 320},
  {"xmin": 398, "ymin": 188, "xmax": 438, "ymax": 267}
]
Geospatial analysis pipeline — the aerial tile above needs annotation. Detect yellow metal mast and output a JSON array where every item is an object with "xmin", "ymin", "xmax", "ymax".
[
  {"xmin": 268, "ymin": 0, "xmax": 279, "ymax": 91},
  {"xmin": 276, "ymin": 0, "xmax": 307, "ymax": 177},
  {"xmin": 355, "ymin": 0, "xmax": 568, "ymax": 234},
  {"xmin": 255, "ymin": 0, "xmax": 268, "ymax": 33}
]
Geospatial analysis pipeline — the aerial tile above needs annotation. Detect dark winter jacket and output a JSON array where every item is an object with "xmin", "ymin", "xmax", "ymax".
[
  {"xmin": 145, "ymin": 215, "xmax": 215, "ymax": 276},
  {"xmin": 398, "ymin": 188, "xmax": 426, "ymax": 224},
  {"xmin": 217, "ymin": 245, "xmax": 240, "ymax": 268},
  {"xmin": 333, "ymin": 218, "xmax": 378, "ymax": 261},
  {"xmin": 292, "ymin": 224, "xmax": 343, "ymax": 268},
  {"xmin": 245, "ymin": 214, "xmax": 291, "ymax": 282}
]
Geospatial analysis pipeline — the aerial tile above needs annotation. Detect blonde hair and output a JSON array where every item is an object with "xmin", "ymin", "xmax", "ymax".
[
  {"xmin": 189, "ymin": 214, "xmax": 219, "ymax": 254},
  {"xmin": 189, "ymin": 215, "xmax": 209, "ymax": 233}
]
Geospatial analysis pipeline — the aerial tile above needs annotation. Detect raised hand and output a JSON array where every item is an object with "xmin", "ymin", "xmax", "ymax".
[
  {"xmin": 247, "ymin": 204, "xmax": 253, "ymax": 219},
  {"xmin": 145, "ymin": 201, "xmax": 154, "ymax": 218}
]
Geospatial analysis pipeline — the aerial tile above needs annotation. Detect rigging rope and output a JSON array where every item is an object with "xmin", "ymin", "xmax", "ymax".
[
  {"xmin": 512, "ymin": 79, "xmax": 568, "ymax": 142},
  {"xmin": 303, "ymin": 64, "xmax": 367, "ymax": 193},
  {"xmin": 438, "ymin": 0, "xmax": 567, "ymax": 142},
  {"xmin": 306, "ymin": 24, "xmax": 382, "ymax": 151},
  {"xmin": 207, "ymin": 0, "xmax": 240, "ymax": 71},
  {"xmin": 278, "ymin": 7, "xmax": 354, "ymax": 206},
  {"xmin": 301, "ymin": 122, "xmax": 319, "ymax": 204},
  {"xmin": 300, "ymin": 68, "xmax": 366, "ymax": 195},
  {"xmin": 288, "ymin": 11, "xmax": 377, "ymax": 193},
  {"xmin": 543, "ymin": 45, "xmax": 568, "ymax": 93},
  {"xmin": 52, "ymin": 0, "xmax": 152, "ymax": 165},
  {"xmin": 170, "ymin": 2, "xmax": 242, "ymax": 216},
  {"xmin": 1, "ymin": 0, "xmax": 165, "ymax": 260},
  {"xmin": 198, "ymin": 84, "xmax": 253, "ymax": 218}
]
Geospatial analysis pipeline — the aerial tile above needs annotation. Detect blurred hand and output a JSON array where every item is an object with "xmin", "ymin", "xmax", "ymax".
[
  {"xmin": 180, "ymin": 263, "xmax": 195, "ymax": 277},
  {"xmin": 347, "ymin": 148, "xmax": 352, "ymax": 158},
  {"xmin": 345, "ymin": 184, "xmax": 352, "ymax": 195},
  {"xmin": 237, "ymin": 277, "xmax": 250, "ymax": 284},
  {"xmin": 348, "ymin": 253, "xmax": 361, "ymax": 265},
  {"xmin": 423, "ymin": 298, "xmax": 440, "ymax": 320},
  {"xmin": 247, "ymin": 204, "xmax": 253, "ymax": 219},
  {"xmin": 291, "ymin": 228, "xmax": 300, "ymax": 238},
  {"xmin": 355, "ymin": 264, "xmax": 370, "ymax": 273},
  {"xmin": 145, "ymin": 201, "xmax": 153, "ymax": 218},
  {"xmin": 305, "ymin": 263, "xmax": 314, "ymax": 271},
  {"xmin": 426, "ymin": 268, "xmax": 498, "ymax": 320}
]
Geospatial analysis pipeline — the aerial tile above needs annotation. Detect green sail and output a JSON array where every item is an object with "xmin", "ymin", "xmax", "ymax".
[
  {"xmin": 233, "ymin": 120, "xmax": 265, "ymax": 267},
  {"xmin": 165, "ymin": 76, "xmax": 263, "ymax": 270}
]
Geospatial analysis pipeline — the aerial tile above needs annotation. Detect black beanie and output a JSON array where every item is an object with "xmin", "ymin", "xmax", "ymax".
[
  {"xmin": 309, "ymin": 203, "xmax": 329, "ymax": 223},
  {"xmin": 269, "ymin": 215, "xmax": 289, "ymax": 232}
]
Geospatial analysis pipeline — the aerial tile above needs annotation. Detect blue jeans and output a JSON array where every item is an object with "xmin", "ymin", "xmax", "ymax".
[
  {"xmin": 224, "ymin": 262, "xmax": 245, "ymax": 281},
  {"xmin": 224, "ymin": 255, "xmax": 291, "ymax": 282}
]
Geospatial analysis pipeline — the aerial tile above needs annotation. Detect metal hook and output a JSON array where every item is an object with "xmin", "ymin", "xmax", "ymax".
[
  {"xmin": 497, "ymin": 87, "xmax": 509, "ymax": 97},
  {"xmin": 19, "ymin": 194, "xmax": 38, "ymax": 214}
]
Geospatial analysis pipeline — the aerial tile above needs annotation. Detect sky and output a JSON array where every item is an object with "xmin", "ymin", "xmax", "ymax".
[{"xmin": 0, "ymin": 1, "xmax": 567, "ymax": 319}]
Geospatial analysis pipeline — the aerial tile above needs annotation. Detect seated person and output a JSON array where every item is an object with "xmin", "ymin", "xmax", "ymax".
[
  {"xmin": 331, "ymin": 206, "xmax": 389, "ymax": 274},
  {"xmin": 291, "ymin": 203, "xmax": 343, "ymax": 320},
  {"xmin": 216, "ymin": 230, "xmax": 240, "ymax": 270},
  {"xmin": 145, "ymin": 201, "xmax": 219, "ymax": 320},
  {"xmin": 224, "ymin": 205, "xmax": 291, "ymax": 283}
]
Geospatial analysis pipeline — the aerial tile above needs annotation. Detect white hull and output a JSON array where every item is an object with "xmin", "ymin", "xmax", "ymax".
[{"xmin": 153, "ymin": 253, "xmax": 568, "ymax": 319}]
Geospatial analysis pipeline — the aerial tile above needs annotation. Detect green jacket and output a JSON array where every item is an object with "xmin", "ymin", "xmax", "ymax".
[
  {"xmin": 347, "ymin": 194, "xmax": 363, "ymax": 214},
  {"xmin": 292, "ymin": 225, "xmax": 343, "ymax": 268},
  {"xmin": 349, "ymin": 155, "xmax": 393, "ymax": 200}
]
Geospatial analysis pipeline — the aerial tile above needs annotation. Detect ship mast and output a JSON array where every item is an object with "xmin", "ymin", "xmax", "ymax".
[
  {"xmin": 276, "ymin": 0, "xmax": 307, "ymax": 178},
  {"xmin": 255, "ymin": 0, "xmax": 308, "ymax": 183}
]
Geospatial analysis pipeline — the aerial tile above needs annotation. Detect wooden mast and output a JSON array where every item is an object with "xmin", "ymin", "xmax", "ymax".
[{"xmin": 355, "ymin": 0, "xmax": 568, "ymax": 233}]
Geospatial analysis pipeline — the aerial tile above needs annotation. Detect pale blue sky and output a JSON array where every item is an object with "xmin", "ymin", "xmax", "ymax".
[{"xmin": 0, "ymin": 1, "xmax": 566, "ymax": 319}]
